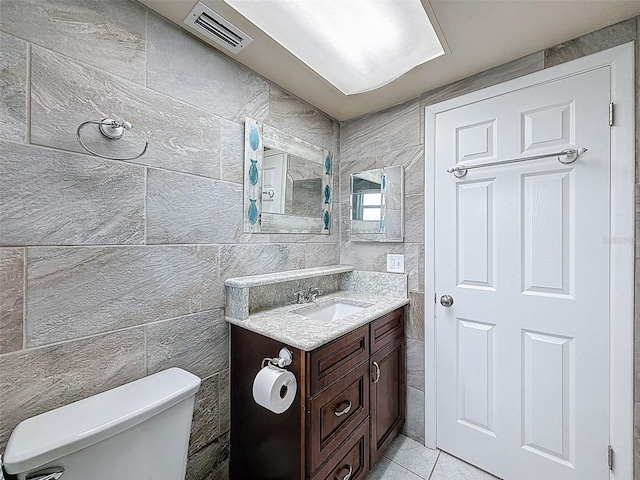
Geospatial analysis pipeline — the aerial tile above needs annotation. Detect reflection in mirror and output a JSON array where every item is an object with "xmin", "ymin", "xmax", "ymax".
[
  {"xmin": 243, "ymin": 117, "xmax": 333, "ymax": 234},
  {"xmin": 350, "ymin": 166, "xmax": 404, "ymax": 242},
  {"xmin": 263, "ymin": 148, "xmax": 323, "ymax": 217},
  {"xmin": 351, "ymin": 170, "xmax": 384, "ymax": 227}
]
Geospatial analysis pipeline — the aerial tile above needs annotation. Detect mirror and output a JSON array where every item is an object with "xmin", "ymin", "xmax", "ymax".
[
  {"xmin": 350, "ymin": 166, "xmax": 404, "ymax": 242},
  {"xmin": 244, "ymin": 118, "xmax": 333, "ymax": 234},
  {"xmin": 263, "ymin": 149, "xmax": 323, "ymax": 217}
]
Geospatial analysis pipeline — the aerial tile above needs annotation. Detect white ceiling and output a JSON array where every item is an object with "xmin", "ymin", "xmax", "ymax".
[{"xmin": 139, "ymin": 0, "xmax": 640, "ymax": 121}]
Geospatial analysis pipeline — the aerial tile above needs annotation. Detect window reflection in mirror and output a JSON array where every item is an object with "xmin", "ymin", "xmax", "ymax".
[
  {"xmin": 352, "ymin": 178, "xmax": 383, "ymax": 222},
  {"xmin": 351, "ymin": 170, "xmax": 384, "ymax": 233},
  {"xmin": 359, "ymin": 193, "xmax": 382, "ymax": 221}
]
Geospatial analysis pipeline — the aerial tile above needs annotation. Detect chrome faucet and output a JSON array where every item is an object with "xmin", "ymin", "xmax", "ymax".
[
  {"xmin": 306, "ymin": 287, "xmax": 322, "ymax": 302},
  {"xmin": 294, "ymin": 287, "xmax": 324, "ymax": 304}
]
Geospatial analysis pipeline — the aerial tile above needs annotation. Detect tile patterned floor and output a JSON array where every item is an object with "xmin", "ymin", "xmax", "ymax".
[{"xmin": 367, "ymin": 435, "xmax": 500, "ymax": 480}]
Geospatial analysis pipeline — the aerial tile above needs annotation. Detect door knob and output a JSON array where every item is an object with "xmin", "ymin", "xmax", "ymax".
[{"xmin": 440, "ymin": 295, "xmax": 454, "ymax": 307}]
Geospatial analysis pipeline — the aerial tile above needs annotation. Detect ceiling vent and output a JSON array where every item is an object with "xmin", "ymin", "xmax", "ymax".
[{"xmin": 184, "ymin": 2, "xmax": 253, "ymax": 54}]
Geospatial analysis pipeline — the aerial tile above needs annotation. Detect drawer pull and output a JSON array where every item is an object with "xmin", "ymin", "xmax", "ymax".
[
  {"xmin": 372, "ymin": 361, "xmax": 381, "ymax": 383},
  {"xmin": 334, "ymin": 400, "xmax": 352, "ymax": 417},
  {"xmin": 337, "ymin": 464, "xmax": 353, "ymax": 480}
]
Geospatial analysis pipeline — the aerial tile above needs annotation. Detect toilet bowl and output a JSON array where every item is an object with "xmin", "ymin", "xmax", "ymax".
[{"xmin": 1, "ymin": 368, "xmax": 200, "ymax": 480}]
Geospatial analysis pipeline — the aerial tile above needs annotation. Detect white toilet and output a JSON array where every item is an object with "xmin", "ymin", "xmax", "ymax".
[{"xmin": 2, "ymin": 368, "xmax": 200, "ymax": 480}]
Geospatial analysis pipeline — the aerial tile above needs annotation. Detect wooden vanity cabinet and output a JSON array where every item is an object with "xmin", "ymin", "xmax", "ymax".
[{"xmin": 230, "ymin": 307, "xmax": 405, "ymax": 480}]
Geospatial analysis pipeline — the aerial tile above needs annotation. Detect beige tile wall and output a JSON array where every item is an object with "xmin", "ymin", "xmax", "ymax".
[{"xmin": 0, "ymin": 1, "xmax": 340, "ymax": 478}]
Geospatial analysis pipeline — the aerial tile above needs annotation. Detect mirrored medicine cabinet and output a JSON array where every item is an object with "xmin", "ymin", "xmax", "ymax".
[
  {"xmin": 350, "ymin": 166, "xmax": 404, "ymax": 242},
  {"xmin": 243, "ymin": 118, "xmax": 333, "ymax": 234}
]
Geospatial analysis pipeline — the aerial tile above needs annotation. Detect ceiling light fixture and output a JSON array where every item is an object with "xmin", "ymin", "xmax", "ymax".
[{"xmin": 222, "ymin": 0, "xmax": 445, "ymax": 95}]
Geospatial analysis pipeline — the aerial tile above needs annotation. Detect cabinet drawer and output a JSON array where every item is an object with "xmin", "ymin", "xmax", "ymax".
[
  {"xmin": 310, "ymin": 419, "xmax": 369, "ymax": 480},
  {"xmin": 307, "ymin": 361, "xmax": 370, "ymax": 474},
  {"xmin": 370, "ymin": 308, "xmax": 404, "ymax": 354},
  {"xmin": 307, "ymin": 325, "xmax": 369, "ymax": 396}
]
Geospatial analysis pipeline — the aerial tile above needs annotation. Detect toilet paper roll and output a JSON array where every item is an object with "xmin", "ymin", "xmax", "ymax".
[{"xmin": 252, "ymin": 365, "xmax": 297, "ymax": 414}]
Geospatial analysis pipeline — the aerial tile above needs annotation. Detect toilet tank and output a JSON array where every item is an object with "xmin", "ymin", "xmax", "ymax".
[{"xmin": 2, "ymin": 368, "xmax": 200, "ymax": 480}]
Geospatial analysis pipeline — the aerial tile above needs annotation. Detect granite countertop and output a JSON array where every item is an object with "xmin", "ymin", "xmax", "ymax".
[
  {"xmin": 224, "ymin": 264, "xmax": 354, "ymax": 288},
  {"xmin": 225, "ymin": 291, "xmax": 409, "ymax": 351}
]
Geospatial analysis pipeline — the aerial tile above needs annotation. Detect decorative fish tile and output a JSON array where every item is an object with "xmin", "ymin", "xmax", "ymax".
[{"xmin": 243, "ymin": 118, "xmax": 263, "ymax": 232}]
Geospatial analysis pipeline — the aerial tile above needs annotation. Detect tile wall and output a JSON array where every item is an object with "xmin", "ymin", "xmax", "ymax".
[
  {"xmin": 0, "ymin": 1, "xmax": 339, "ymax": 478},
  {"xmin": 339, "ymin": 17, "xmax": 640, "ymax": 452}
]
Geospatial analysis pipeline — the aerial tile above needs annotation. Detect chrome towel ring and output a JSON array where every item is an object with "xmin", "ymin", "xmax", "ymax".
[{"xmin": 76, "ymin": 118, "xmax": 148, "ymax": 161}]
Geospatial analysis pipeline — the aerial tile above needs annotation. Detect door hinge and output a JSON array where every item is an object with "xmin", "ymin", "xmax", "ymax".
[
  {"xmin": 609, "ymin": 103, "xmax": 614, "ymax": 126},
  {"xmin": 608, "ymin": 445, "xmax": 614, "ymax": 471}
]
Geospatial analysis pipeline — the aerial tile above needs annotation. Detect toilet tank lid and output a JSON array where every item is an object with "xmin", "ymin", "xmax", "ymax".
[{"xmin": 3, "ymin": 368, "xmax": 201, "ymax": 474}]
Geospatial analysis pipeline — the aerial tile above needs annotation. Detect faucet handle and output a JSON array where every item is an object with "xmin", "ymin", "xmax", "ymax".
[
  {"xmin": 294, "ymin": 290, "xmax": 306, "ymax": 304},
  {"xmin": 307, "ymin": 287, "xmax": 323, "ymax": 302}
]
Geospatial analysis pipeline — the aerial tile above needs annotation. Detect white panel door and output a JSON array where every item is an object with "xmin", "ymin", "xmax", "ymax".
[{"xmin": 435, "ymin": 66, "xmax": 611, "ymax": 480}]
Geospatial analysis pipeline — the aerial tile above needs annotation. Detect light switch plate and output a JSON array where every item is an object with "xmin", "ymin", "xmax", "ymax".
[{"xmin": 386, "ymin": 254, "xmax": 405, "ymax": 273}]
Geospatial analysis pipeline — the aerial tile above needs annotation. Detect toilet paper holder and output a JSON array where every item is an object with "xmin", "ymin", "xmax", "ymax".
[{"xmin": 261, "ymin": 348, "xmax": 293, "ymax": 369}]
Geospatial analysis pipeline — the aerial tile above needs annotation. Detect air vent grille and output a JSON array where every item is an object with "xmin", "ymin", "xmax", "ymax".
[{"xmin": 184, "ymin": 2, "xmax": 253, "ymax": 54}]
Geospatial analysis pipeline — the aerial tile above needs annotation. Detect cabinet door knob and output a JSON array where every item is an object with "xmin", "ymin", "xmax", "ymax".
[
  {"xmin": 334, "ymin": 400, "xmax": 352, "ymax": 417},
  {"xmin": 372, "ymin": 361, "xmax": 381, "ymax": 383},
  {"xmin": 337, "ymin": 464, "xmax": 353, "ymax": 480}
]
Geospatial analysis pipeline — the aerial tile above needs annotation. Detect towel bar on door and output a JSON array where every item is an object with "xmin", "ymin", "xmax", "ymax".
[{"xmin": 446, "ymin": 147, "xmax": 588, "ymax": 178}]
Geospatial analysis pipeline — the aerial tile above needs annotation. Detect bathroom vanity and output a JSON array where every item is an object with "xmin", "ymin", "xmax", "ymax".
[{"xmin": 225, "ymin": 266, "xmax": 409, "ymax": 480}]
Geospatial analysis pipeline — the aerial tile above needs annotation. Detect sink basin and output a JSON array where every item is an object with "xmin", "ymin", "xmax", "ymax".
[{"xmin": 296, "ymin": 301, "xmax": 369, "ymax": 321}]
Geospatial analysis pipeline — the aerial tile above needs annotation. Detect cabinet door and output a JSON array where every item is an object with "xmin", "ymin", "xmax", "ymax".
[{"xmin": 370, "ymin": 336, "xmax": 406, "ymax": 464}]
